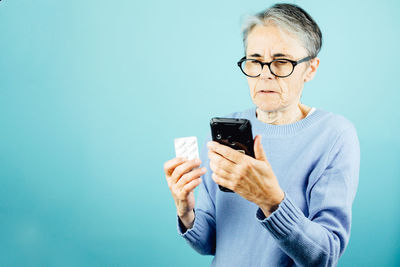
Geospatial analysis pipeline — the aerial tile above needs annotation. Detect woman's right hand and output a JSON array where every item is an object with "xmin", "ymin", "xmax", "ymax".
[{"xmin": 164, "ymin": 157, "xmax": 207, "ymax": 221}]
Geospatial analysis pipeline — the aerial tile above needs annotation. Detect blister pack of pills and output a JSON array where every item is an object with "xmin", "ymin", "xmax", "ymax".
[{"xmin": 174, "ymin": 136, "xmax": 200, "ymax": 161}]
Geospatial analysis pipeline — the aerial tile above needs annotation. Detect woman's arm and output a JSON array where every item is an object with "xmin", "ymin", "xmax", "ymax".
[
  {"xmin": 177, "ymin": 135, "xmax": 217, "ymax": 255},
  {"xmin": 256, "ymin": 125, "xmax": 360, "ymax": 266}
]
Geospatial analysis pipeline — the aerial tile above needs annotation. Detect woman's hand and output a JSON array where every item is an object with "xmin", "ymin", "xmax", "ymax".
[
  {"xmin": 207, "ymin": 135, "xmax": 284, "ymax": 217},
  {"xmin": 163, "ymin": 157, "xmax": 207, "ymax": 226}
]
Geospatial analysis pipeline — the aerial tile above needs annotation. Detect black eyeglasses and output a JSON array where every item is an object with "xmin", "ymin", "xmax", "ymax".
[{"xmin": 237, "ymin": 56, "xmax": 313, "ymax": 78}]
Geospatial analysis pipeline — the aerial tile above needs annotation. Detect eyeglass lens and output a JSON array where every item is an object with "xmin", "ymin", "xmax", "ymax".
[{"xmin": 242, "ymin": 59, "xmax": 293, "ymax": 77}]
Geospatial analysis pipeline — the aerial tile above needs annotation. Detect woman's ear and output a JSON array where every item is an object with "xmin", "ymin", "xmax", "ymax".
[{"xmin": 303, "ymin": 57, "xmax": 320, "ymax": 82}]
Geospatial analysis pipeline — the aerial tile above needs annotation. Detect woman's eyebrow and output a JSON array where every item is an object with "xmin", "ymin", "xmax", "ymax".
[
  {"xmin": 273, "ymin": 53, "xmax": 290, "ymax": 58},
  {"xmin": 248, "ymin": 53, "xmax": 291, "ymax": 58}
]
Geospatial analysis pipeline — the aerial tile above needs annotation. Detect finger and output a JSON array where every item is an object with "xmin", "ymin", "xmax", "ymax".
[
  {"xmin": 180, "ymin": 178, "xmax": 202, "ymax": 198},
  {"xmin": 208, "ymin": 150, "xmax": 236, "ymax": 173},
  {"xmin": 209, "ymin": 161, "xmax": 234, "ymax": 180},
  {"xmin": 211, "ymin": 172, "xmax": 233, "ymax": 190},
  {"xmin": 164, "ymin": 157, "xmax": 187, "ymax": 177},
  {"xmin": 176, "ymin": 167, "xmax": 207, "ymax": 189},
  {"xmin": 207, "ymin": 141, "xmax": 245, "ymax": 164},
  {"xmin": 171, "ymin": 159, "xmax": 201, "ymax": 184},
  {"xmin": 254, "ymin": 135, "xmax": 267, "ymax": 161}
]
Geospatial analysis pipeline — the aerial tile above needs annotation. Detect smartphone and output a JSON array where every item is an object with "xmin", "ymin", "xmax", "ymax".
[{"xmin": 210, "ymin": 117, "xmax": 255, "ymax": 193}]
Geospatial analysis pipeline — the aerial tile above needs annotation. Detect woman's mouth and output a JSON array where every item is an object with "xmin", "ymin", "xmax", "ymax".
[{"xmin": 259, "ymin": 90, "xmax": 278, "ymax": 94}]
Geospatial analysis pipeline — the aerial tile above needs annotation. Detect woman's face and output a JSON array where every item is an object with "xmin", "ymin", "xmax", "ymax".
[{"xmin": 245, "ymin": 24, "xmax": 313, "ymax": 112}]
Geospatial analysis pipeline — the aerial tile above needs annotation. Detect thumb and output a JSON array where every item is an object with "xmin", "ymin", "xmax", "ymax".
[{"xmin": 254, "ymin": 135, "xmax": 267, "ymax": 162}]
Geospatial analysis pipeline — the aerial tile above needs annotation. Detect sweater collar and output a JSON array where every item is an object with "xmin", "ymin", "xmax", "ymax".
[{"xmin": 246, "ymin": 106, "xmax": 329, "ymax": 137}]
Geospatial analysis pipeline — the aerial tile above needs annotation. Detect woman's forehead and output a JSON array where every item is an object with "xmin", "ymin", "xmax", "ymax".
[
  {"xmin": 246, "ymin": 45, "xmax": 303, "ymax": 60},
  {"xmin": 246, "ymin": 24, "xmax": 306, "ymax": 58}
]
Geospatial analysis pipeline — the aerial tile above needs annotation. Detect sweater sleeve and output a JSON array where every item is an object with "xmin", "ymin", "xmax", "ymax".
[
  {"xmin": 176, "ymin": 134, "xmax": 217, "ymax": 255},
  {"xmin": 255, "ymin": 125, "xmax": 360, "ymax": 267}
]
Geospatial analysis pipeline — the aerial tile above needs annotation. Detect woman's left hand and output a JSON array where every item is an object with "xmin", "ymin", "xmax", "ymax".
[{"xmin": 207, "ymin": 135, "xmax": 284, "ymax": 217}]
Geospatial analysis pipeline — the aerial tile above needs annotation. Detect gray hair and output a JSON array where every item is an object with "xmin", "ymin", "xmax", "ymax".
[{"xmin": 241, "ymin": 3, "xmax": 322, "ymax": 58}]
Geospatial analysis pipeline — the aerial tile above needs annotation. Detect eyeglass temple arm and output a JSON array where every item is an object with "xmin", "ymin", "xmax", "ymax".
[{"xmin": 296, "ymin": 56, "xmax": 314, "ymax": 64}]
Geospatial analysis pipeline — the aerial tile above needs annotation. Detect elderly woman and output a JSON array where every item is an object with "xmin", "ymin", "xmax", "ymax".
[{"xmin": 164, "ymin": 3, "xmax": 360, "ymax": 266}]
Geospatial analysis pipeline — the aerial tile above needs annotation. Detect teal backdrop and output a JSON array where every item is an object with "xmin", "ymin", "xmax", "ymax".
[{"xmin": 1, "ymin": 0, "xmax": 399, "ymax": 266}]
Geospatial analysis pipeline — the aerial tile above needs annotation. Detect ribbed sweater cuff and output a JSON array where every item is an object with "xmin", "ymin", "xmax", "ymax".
[
  {"xmin": 176, "ymin": 209, "xmax": 204, "ymax": 243},
  {"xmin": 255, "ymin": 193, "xmax": 305, "ymax": 239}
]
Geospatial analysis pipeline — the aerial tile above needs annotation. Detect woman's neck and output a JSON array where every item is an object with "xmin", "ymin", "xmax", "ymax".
[{"xmin": 256, "ymin": 103, "xmax": 311, "ymax": 125}]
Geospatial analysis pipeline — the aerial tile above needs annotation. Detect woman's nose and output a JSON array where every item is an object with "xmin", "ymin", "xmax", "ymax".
[{"xmin": 259, "ymin": 65, "xmax": 275, "ymax": 79}]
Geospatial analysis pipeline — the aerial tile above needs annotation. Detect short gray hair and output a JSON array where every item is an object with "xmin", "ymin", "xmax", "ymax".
[{"xmin": 241, "ymin": 3, "xmax": 322, "ymax": 58}]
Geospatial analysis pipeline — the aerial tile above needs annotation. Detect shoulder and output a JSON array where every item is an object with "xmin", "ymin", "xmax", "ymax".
[
  {"xmin": 316, "ymin": 109, "xmax": 360, "ymax": 159},
  {"xmin": 317, "ymin": 108, "xmax": 358, "ymax": 137}
]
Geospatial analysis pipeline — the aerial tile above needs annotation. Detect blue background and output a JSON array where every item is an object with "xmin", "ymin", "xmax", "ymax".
[{"xmin": 1, "ymin": 0, "xmax": 399, "ymax": 266}]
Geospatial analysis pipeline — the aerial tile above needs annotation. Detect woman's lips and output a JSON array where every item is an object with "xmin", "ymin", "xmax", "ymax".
[{"xmin": 258, "ymin": 90, "xmax": 278, "ymax": 94}]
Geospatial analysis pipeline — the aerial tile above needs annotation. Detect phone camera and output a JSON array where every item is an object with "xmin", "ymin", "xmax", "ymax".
[
  {"xmin": 227, "ymin": 136, "xmax": 235, "ymax": 145},
  {"xmin": 216, "ymin": 133, "xmax": 222, "ymax": 140}
]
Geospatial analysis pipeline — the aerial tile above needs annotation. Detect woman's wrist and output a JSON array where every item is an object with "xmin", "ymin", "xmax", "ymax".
[
  {"xmin": 259, "ymin": 189, "xmax": 285, "ymax": 218},
  {"xmin": 179, "ymin": 209, "xmax": 195, "ymax": 230}
]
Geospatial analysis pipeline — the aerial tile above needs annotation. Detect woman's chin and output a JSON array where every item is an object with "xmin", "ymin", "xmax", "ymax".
[{"xmin": 253, "ymin": 100, "xmax": 281, "ymax": 112}]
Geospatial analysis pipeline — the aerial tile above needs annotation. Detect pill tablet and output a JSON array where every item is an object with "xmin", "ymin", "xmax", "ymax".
[{"xmin": 174, "ymin": 136, "xmax": 200, "ymax": 161}]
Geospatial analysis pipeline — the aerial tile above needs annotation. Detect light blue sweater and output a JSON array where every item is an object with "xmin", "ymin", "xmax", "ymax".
[{"xmin": 177, "ymin": 106, "xmax": 360, "ymax": 267}]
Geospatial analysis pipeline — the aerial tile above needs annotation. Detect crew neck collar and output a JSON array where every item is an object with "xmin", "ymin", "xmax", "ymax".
[{"xmin": 247, "ymin": 106, "xmax": 329, "ymax": 136}]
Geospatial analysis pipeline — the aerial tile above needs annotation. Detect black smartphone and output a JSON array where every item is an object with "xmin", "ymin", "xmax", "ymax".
[{"xmin": 210, "ymin": 117, "xmax": 255, "ymax": 193}]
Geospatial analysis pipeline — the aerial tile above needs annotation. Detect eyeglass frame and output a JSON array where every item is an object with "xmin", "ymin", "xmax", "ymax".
[{"xmin": 237, "ymin": 55, "xmax": 314, "ymax": 78}]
